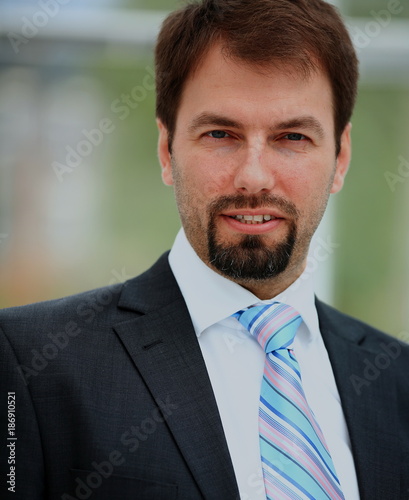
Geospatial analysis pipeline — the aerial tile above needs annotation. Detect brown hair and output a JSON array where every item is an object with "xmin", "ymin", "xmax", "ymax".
[{"xmin": 155, "ymin": 0, "xmax": 359, "ymax": 155}]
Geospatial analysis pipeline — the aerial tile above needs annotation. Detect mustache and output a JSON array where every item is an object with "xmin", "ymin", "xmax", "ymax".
[{"xmin": 208, "ymin": 193, "xmax": 300, "ymax": 219}]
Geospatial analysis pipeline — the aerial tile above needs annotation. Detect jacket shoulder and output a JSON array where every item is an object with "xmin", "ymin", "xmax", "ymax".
[
  {"xmin": 0, "ymin": 282, "xmax": 122, "ymax": 326},
  {"xmin": 316, "ymin": 298, "xmax": 409, "ymax": 360},
  {"xmin": 0, "ymin": 251, "xmax": 174, "ymax": 342}
]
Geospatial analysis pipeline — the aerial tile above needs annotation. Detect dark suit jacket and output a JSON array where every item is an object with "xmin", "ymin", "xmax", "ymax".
[{"xmin": 1, "ymin": 252, "xmax": 408, "ymax": 500}]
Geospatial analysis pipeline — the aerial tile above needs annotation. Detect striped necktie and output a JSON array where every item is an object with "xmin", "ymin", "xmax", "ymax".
[{"xmin": 233, "ymin": 302, "xmax": 344, "ymax": 500}]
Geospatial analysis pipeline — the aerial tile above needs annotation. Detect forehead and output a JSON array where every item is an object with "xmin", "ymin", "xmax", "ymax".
[{"xmin": 175, "ymin": 44, "xmax": 334, "ymax": 133}]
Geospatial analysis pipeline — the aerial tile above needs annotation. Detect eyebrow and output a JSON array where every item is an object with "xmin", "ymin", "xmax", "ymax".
[
  {"xmin": 188, "ymin": 112, "xmax": 325, "ymax": 139},
  {"xmin": 188, "ymin": 113, "xmax": 241, "ymax": 133},
  {"xmin": 275, "ymin": 117, "xmax": 325, "ymax": 139}
]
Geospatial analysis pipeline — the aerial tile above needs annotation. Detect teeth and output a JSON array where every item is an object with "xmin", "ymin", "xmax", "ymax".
[{"xmin": 231, "ymin": 214, "xmax": 276, "ymax": 224}]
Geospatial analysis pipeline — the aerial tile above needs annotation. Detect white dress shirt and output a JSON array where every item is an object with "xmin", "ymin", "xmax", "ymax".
[{"xmin": 169, "ymin": 228, "xmax": 360, "ymax": 500}]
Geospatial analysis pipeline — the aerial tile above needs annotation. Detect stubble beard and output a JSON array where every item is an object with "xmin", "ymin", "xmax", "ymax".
[{"xmin": 170, "ymin": 157, "xmax": 304, "ymax": 283}]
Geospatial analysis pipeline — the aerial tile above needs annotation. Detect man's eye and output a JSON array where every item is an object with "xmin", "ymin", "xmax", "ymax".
[
  {"xmin": 207, "ymin": 130, "xmax": 230, "ymax": 139},
  {"xmin": 284, "ymin": 133, "xmax": 307, "ymax": 141}
]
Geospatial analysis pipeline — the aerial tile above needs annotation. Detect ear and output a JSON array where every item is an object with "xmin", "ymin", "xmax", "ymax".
[
  {"xmin": 330, "ymin": 122, "xmax": 352, "ymax": 194},
  {"xmin": 157, "ymin": 119, "xmax": 173, "ymax": 186}
]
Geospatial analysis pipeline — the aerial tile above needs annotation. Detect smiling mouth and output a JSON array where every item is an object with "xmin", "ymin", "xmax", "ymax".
[{"xmin": 229, "ymin": 214, "xmax": 278, "ymax": 225}]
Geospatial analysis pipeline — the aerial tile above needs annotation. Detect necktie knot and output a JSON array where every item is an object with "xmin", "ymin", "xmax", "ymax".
[{"xmin": 233, "ymin": 302, "xmax": 302, "ymax": 353}]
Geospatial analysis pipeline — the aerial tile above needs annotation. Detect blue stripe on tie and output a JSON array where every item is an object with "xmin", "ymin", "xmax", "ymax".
[
  {"xmin": 263, "ymin": 355, "xmax": 340, "ymax": 482},
  {"xmin": 260, "ymin": 397, "xmax": 339, "ymax": 483},
  {"xmin": 261, "ymin": 380, "xmax": 319, "ymax": 436},
  {"xmin": 266, "ymin": 355, "xmax": 303, "ymax": 395},
  {"xmin": 261, "ymin": 454, "xmax": 329, "ymax": 500},
  {"xmin": 264, "ymin": 317, "xmax": 301, "ymax": 352},
  {"xmin": 231, "ymin": 302, "xmax": 344, "ymax": 500},
  {"xmin": 263, "ymin": 467, "xmax": 304, "ymax": 500},
  {"xmin": 261, "ymin": 447, "xmax": 333, "ymax": 500},
  {"xmin": 260, "ymin": 406, "xmax": 341, "ymax": 488},
  {"xmin": 262, "ymin": 369, "xmax": 303, "ymax": 411},
  {"xmin": 256, "ymin": 306, "xmax": 285, "ymax": 332},
  {"xmin": 270, "ymin": 349, "xmax": 301, "ymax": 378},
  {"xmin": 263, "ymin": 313, "xmax": 300, "ymax": 340},
  {"xmin": 261, "ymin": 395, "xmax": 330, "ymax": 461},
  {"xmin": 247, "ymin": 304, "xmax": 271, "ymax": 331}
]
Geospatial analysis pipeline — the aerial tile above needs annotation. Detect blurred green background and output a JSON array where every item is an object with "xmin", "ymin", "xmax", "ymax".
[{"xmin": 0, "ymin": 0, "xmax": 408, "ymax": 342}]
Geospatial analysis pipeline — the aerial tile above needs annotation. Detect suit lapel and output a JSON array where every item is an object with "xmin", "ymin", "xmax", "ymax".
[
  {"xmin": 114, "ymin": 253, "xmax": 403, "ymax": 499},
  {"xmin": 113, "ymin": 254, "xmax": 239, "ymax": 499},
  {"xmin": 316, "ymin": 300, "xmax": 400, "ymax": 499}
]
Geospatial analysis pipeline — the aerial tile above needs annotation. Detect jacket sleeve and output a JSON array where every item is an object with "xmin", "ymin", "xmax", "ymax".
[{"xmin": 0, "ymin": 325, "xmax": 45, "ymax": 500}]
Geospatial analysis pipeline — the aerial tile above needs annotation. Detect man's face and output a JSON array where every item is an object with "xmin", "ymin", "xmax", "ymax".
[{"xmin": 158, "ymin": 44, "xmax": 351, "ymax": 295}]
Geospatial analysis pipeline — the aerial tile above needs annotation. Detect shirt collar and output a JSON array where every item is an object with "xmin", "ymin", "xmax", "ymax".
[{"xmin": 168, "ymin": 228, "xmax": 319, "ymax": 341}]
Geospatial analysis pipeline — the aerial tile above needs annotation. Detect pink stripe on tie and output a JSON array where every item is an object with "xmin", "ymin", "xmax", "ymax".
[{"xmin": 232, "ymin": 302, "xmax": 345, "ymax": 500}]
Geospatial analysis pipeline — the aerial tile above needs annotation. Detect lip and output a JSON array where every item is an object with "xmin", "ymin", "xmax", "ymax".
[
  {"xmin": 220, "ymin": 213, "xmax": 284, "ymax": 235},
  {"xmin": 221, "ymin": 208, "xmax": 286, "ymax": 219}
]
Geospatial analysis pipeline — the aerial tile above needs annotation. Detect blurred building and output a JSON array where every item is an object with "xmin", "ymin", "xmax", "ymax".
[{"xmin": 0, "ymin": 0, "xmax": 408, "ymax": 340}]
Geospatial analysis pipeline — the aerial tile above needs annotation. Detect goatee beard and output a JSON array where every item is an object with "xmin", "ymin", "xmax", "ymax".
[{"xmin": 207, "ymin": 194, "xmax": 298, "ymax": 281}]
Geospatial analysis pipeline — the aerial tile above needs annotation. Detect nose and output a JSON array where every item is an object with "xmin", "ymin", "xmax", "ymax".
[{"xmin": 233, "ymin": 143, "xmax": 276, "ymax": 194}]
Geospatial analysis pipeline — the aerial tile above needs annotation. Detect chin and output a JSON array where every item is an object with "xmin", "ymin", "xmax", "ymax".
[{"xmin": 208, "ymin": 232, "xmax": 296, "ymax": 282}]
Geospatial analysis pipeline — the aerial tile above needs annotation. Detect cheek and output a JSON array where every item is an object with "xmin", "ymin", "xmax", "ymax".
[
  {"xmin": 203, "ymin": 173, "xmax": 232, "ymax": 198},
  {"xmin": 289, "ymin": 156, "xmax": 335, "ymax": 193},
  {"xmin": 187, "ymin": 157, "xmax": 233, "ymax": 198},
  {"xmin": 298, "ymin": 178, "xmax": 334, "ymax": 223},
  {"xmin": 281, "ymin": 168, "xmax": 333, "ymax": 216}
]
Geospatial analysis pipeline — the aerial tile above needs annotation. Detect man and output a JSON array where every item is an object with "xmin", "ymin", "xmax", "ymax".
[{"xmin": 1, "ymin": 0, "xmax": 408, "ymax": 499}]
